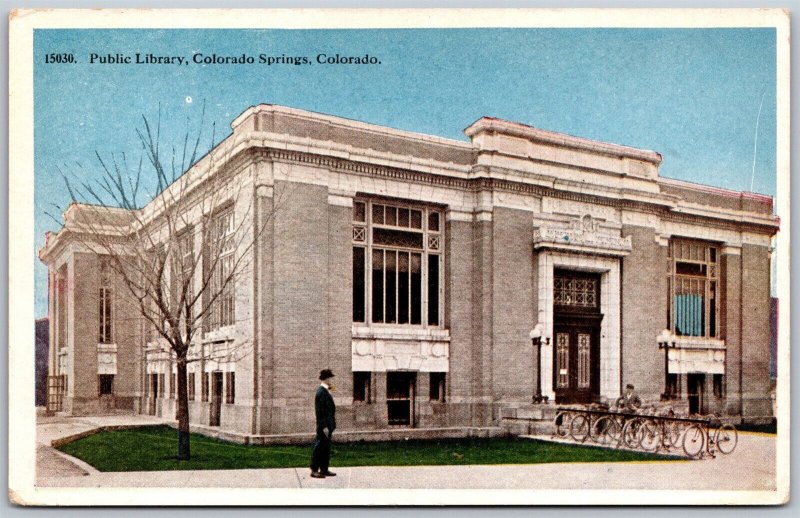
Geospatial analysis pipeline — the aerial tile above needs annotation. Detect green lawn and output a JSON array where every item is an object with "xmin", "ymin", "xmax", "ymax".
[{"xmin": 58, "ymin": 426, "xmax": 680, "ymax": 472}]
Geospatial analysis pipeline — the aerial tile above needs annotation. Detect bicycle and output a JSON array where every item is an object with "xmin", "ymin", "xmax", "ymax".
[{"xmin": 706, "ymin": 414, "xmax": 738, "ymax": 455}]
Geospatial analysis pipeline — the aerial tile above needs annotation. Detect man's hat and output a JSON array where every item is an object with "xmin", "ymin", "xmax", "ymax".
[
  {"xmin": 626, "ymin": 383, "xmax": 635, "ymax": 389},
  {"xmin": 319, "ymin": 369, "xmax": 335, "ymax": 381}
]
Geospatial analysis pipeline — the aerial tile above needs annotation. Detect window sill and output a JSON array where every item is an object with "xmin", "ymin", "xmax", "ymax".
[
  {"xmin": 97, "ymin": 343, "xmax": 117, "ymax": 352},
  {"xmin": 669, "ymin": 336, "xmax": 726, "ymax": 350},
  {"xmin": 203, "ymin": 326, "xmax": 235, "ymax": 343},
  {"xmin": 352, "ymin": 325, "xmax": 450, "ymax": 342}
]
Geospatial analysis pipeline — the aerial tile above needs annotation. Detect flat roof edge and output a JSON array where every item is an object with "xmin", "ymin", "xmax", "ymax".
[{"xmin": 465, "ymin": 117, "xmax": 663, "ymax": 165}]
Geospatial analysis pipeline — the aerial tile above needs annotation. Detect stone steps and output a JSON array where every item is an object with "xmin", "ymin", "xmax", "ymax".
[{"xmin": 498, "ymin": 403, "xmax": 558, "ymax": 436}]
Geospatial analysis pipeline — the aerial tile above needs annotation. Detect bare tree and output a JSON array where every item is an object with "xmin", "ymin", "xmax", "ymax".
[{"xmin": 49, "ymin": 103, "xmax": 282, "ymax": 460}]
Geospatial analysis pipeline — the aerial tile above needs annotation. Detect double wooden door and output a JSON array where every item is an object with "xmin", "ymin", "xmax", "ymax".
[{"xmin": 553, "ymin": 316, "xmax": 601, "ymax": 404}]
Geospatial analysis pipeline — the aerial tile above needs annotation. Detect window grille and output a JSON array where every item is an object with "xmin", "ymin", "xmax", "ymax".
[{"xmin": 554, "ymin": 277, "xmax": 597, "ymax": 308}]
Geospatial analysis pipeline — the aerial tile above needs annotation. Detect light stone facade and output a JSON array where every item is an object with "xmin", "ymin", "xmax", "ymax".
[{"xmin": 40, "ymin": 104, "xmax": 779, "ymax": 435}]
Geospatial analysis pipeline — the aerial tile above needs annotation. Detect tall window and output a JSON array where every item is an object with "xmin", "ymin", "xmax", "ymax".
[
  {"xmin": 188, "ymin": 372, "xmax": 196, "ymax": 401},
  {"xmin": 669, "ymin": 239, "xmax": 719, "ymax": 338},
  {"xmin": 99, "ymin": 259, "xmax": 114, "ymax": 343},
  {"xmin": 56, "ymin": 267, "xmax": 68, "ymax": 349},
  {"xmin": 207, "ymin": 208, "xmax": 236, "ymax": 330},
  {"xmin": 225, "ymin": 372, "xmax": 236, "ymax": 404},
  {"xmin": 201, "ymin": 372, "xmax": 209, "ymax": 402},
  {"xmin": 352, "ymin": 200, "xmax": 443, "ymax": 327},
  {"xmin": 175, "ymin": 229, "xmax": 195, "ymax": 335}
]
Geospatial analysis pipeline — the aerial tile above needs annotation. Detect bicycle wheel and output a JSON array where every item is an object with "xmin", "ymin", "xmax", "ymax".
[
  {"xmin": 593, "ymin": 416, "xmax": 621, "ymax": 446},
  {"xmin": 621, "ymin": 418, "xmax": 642, "ymax": 449},
  {"xmin": 569, "ymin": 414, "xmax": 590, "ymax": 443},
  {"xmin": 589, "ymin": 415, "xmax": 607, "ymax": 443},
  {"xmin": 666, "ymin": 421, "xmax": 684, "ymax": 450},
  {"xmin": 638, "ymin": 419, "xmax": 661, "ymax": 452},
  {"xmin": 682, "ymin": 423, "xmax": 706, "ymax": 459},
  {"xmin": 554, "ymin": 411, "xmax": 572, "ymax": 438},
  {"xmin": 715, "ymin": 424, "xmax": 738, "ymax": 455}
]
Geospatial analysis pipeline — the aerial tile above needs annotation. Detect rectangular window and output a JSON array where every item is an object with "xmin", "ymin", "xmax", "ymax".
[
  {"xmin": 202, "ymin": 372, "xmax": 209, "ymax": 402},
  {"xmin": 188, "ymin": 373, "xmax": 196, "ymax": 401},
  {"xmin": 354, "ymin": 200, "xmax": 442, "ymax": 328},
  {"xmin": 666, "ymin": 373, "xmax": 680, "ymax": 399},
  {"xmin": 98, "ymin": 374, "xmax": 114, "ymax": 396},
  {"xmin": 713, "ymin": 374, "xmax": 725, "ymax": 398},
  {"xmin": 353, "ymin": 201, "xmax": 366, "ymax": 222},
  {"xmin": 372, "ymin": 250, "xmax": 384, "ymax": 323},
  {"xmin": 148, "ymin": 373, "xmax": 158, "ymax": 398},
  {"xmin": 56, "ymin": 268, "xmax": 68, "ymax": 349},
  {"xmin": 177, "ymin": 229, "xmax": 195, "ymax": 335},
  {"xmin": 669, "ymin": 240, "xmax": 719, "ymax": 338},
  {"xmin": 225, "ymin": 372, "xmax": 235, "ymax": 404},
  {"xmin": 353, "ymin": 247, "xmax": 366, "ymax": 322},
  {"xmin": 429, "ymin": 372, "xmax": 446, "ymax": 402},
  {"xmin": 427, "ymin": 255, "xmax": 440, "ymax": 326},
  {"xmin": 353, "ymin": 372, "xmax": 372, "ymax": 403},
  {"xmin": 170, "ymin": 373, "xmax": 176, "ymax": 399},
  {"xmin": 99, "ymin": 259, "xmax": 113, "ymax": 344},
  {"xmin": 158, "ymin": 373, "xmax": 165, "ymax": 398},
  {"xmin": 207, "ymin": 208, "xmax": 236, "ymax": 330}
]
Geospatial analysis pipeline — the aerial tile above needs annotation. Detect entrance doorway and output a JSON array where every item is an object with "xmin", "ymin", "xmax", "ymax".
[
  {"xmin": 210, "ymin": 371, "xmax": 223, "ymax": 426},
  {"xmin": 387, "ymin": 372, "xmax": 416, "ymax": 426},
  {"xmin": 552, "ymin": 269, "xmax": 603, "ymax": 404},
  {"xmin": 687, "ymin": 373, "xmax": 705, "ymax": 415}
]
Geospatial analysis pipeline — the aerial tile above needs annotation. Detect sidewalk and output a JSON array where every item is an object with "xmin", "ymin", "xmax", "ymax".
[{"xmin": 36, "ymin": 415, "xmax": 777, "ymax": 491}]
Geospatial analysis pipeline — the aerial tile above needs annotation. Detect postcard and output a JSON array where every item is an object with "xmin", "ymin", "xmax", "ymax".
[{"xmin": 8, "ymin": 8, "xmax": 790, "ymax": 506}]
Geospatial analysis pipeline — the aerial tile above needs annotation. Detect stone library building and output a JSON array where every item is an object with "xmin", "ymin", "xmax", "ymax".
[{"xmin": 40, "ymin": 104, "xmax": 778, "ymax": 438}]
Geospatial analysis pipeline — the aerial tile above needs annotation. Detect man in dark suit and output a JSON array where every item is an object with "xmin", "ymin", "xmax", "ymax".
[{"xmin": 310, "ymin": 369, "xmax": 337, "ymax": 478}]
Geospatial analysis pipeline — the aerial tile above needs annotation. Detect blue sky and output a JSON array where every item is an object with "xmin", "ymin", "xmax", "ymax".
[{"xmin": 33, "ymin": 28, "xmax": 777, "ymax": 317}]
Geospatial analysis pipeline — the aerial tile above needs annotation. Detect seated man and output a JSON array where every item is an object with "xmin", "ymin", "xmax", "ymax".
[{"xmin": 616, "ymin": 384, "xmax": 642, "ymax": 412}]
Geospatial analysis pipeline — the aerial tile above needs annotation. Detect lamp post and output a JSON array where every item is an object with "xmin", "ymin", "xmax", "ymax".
[
  {"xmin": 530, "ymin": 325, "xmax": 550, "ymax": 403},
  {"xmin": 657, "ymin": 329, "xmax": 675, "ymax": 400}
]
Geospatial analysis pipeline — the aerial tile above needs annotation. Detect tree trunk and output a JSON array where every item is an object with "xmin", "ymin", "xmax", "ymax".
[{"xmin": 176, "ymin": 355, "xmax": 191, "ymax": 460}]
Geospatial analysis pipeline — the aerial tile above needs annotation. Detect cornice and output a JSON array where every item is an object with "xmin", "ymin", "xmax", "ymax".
[
  {"xmin": 261, "ymin": 147, "xmax": 778, "ymax": 236},
  {"xmin": 40, "ymin": 139, "xmax": 780, "ymax": 267}
]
